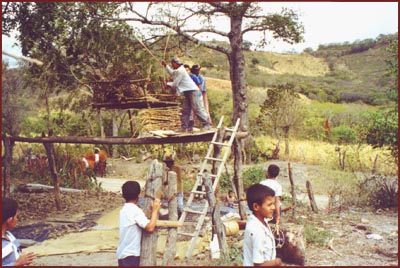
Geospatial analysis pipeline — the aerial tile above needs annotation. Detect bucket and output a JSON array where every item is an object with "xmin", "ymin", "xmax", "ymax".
[{"xmin": 223, "ymin": 220, "xmax": 239, "ymax": 236}]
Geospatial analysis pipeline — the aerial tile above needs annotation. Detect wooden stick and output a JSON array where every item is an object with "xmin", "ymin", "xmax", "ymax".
[
  {"xmin": 132, "ymin": 34, "xmax": 160, "ymax": 62},
  {"xmin": 2, "ymin": 50, "xmax": 44, "ymax": 66},
  {"xmin": 157, "ymin": 220, "xmax": 182, "ymax": 228}
]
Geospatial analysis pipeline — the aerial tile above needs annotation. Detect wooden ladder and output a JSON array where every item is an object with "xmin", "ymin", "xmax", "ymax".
[{"xmin": 178, "ymin": 116, "xmax": 240, "ymax": 258}]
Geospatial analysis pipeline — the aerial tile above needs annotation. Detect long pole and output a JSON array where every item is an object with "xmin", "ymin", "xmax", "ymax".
[{"xmin": 2, "ymin": 50, "xmax": 44, "ymax": 66}]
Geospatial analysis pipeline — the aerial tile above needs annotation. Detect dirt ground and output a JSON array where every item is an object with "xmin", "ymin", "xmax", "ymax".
[{"xmin": 8, "ymin": 158, "xmax": 398, "ymax": 266}]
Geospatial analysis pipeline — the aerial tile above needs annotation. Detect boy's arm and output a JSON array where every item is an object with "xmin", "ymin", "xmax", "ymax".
[
  {"xmin": 254, "ymin": 257, "xmax": 282, "ymax": 266},
  {"xmin": 144, "ymin": 199, "xmax": 161, "ymax": 233}
]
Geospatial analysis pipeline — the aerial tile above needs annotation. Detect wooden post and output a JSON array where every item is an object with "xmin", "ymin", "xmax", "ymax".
[
  {"xmin": 140, "ymin": 159, "xmax": 162, "ymax": 266},
  {"xmin": 204, "ymin": 171, "xmax": 227, "ymax": 260},
  {"xmin": 2, "ymin": 134, "xmax": 14, "ymax": 197},
  {"xmin": 163, "ymin": 171, "xmax": 178, "ymax": 265},
  {"xmin": 42, "ymin": 132, "xmax": 62, "ymax": 210},
  {"xmin": 127, "ymin": 110, "xmax": 134, "ymax": 136},
  {"xmin": 98, "ymin": 108, "xmax": 104, "ymax": 138},
  {"xmin": 306, "ymin": 180, "xmax": 318, "ymax": 213},
  {"xmin": 288, "ymin": 162, "xmax": 296, "ymax": 218}
]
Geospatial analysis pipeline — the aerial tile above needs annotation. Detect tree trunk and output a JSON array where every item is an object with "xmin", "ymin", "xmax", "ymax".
[
  {"xmin": 2, "ymin": 134, "xmax": 14, "ymax": 197},
  {"xmin": 283, "ymin": 126, "xmax": 290, "ymax": 155},
  {"xmin": 228, "ymin": 14, "xmax": 249, "ymax": 220},
  {"xmin": 140, "ymin": 159, "xmax": 162, "ymax": 266},
  {"xmin": 163, "ymin": 171, "xmax": 177, "ymax": 265},
  {"xmin": 42, "ymin": 132, "xmax": 62, "ymax": 211}
]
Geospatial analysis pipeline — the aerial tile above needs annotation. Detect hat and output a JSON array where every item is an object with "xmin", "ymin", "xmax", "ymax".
[
  {"xmin": 170, "ymin": 56, "xmax": 183, "ymax": 65},
  {"xmin": 191, "ymin": 64, "xmax": 201, "ymax": 72}
]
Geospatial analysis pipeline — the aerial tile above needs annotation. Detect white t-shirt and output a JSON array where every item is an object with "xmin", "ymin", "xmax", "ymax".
[
  {"xmin": 165, "ymin": 65, "xmax": 198, "ymax": 94},
  {"xmin": 260, "ymin": 179, "xmax": 282, "ymax": 197},
  {"xmin": 243, "ymin": 214, "xmax": 276, "ymax": 266},
  {"xmin": 116, "ymin": 202, "xmax": 150, "ymax": 259}
]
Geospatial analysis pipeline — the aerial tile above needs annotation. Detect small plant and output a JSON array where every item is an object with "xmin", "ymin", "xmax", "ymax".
[
  {"xmin": 242, "ymin": 166, "xmax": 264, "ymax": 189},
  {"xmin": 304, "ymin": 224, "xmax": 331, "ymax": 246}
]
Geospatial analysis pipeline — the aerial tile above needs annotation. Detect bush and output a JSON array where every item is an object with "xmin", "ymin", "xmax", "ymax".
[
  {"xmin": 357, "ymin": 174, "xmax": 398, "ymax": 209},
  {"xmin": 331, "ymin": 126, "xmax": 356, "ymax": 144},
  {"xmin": 242, "ymin": 166, "xmax": 265, "ymax": 189}
]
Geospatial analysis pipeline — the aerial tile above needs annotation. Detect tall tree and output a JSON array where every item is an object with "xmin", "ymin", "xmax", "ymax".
[{"xmin": 99, "ymin": 2, "xmax": 304, "ymax": 218}]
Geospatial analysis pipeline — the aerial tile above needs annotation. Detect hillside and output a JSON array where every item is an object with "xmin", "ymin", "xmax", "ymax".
[{"xmin": 179, "ymin": 33, "xmax": 397, "ymax": 105}]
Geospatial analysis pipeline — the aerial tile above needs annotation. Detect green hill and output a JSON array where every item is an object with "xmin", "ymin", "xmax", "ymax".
[{"xmin": 179, "ymin": 33, "xmax": 397, "ymax": 105}]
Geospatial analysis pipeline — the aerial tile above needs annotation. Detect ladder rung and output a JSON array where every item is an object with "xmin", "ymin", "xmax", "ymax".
[
  {"xmin": 205, "ymin": 157, "xmax": 224, "ymax": 162},
  {"xmin": 183, "ymin": 208, "xmax": 206, "ymax": 215},
  {"xmin": 225, "ymin": 127, "xmax": 234, "ymax": 132},
  {"xmin": 178, "ymin": 232, "xmax": 195, "ymax": 237},
  {"xmin": 191, "ymin": 190, "xmax": 206, "ymax": 195},
  {"xmin": 211, "ymin": 141, "xmax": 229, "ymax": 146},
  {"xmin": 197, "ymin": 172, "xmax": 217, "ymax": 178}
]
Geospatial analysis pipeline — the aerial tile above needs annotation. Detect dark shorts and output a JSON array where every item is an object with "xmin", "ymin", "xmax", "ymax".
[{"xmin": 118, "ymin": 256, "xmax": 140, "ymax": 266}]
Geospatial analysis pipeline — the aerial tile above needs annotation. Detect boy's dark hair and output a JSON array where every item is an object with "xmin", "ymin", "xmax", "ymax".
[
  {"xmin": 2, "ymin": 197, "xmax": 18, "ymax": 224},
  {"xmin": 122, "ymin": 181, "xmax": 141, "ymax": 202},
  {"xmin": 267, "ymin": 164, "xmax": 280, "ymax": 178},
  {"xmin": 246, "ymin": 183, "xmax": 275, "ymax": 212}
]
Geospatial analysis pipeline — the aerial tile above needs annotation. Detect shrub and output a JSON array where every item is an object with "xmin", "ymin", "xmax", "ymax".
[
  {"xmin": 331, "ymin": 126, "xmax": 356, "ymax": 144},
  {"xmin": 242, "ymin": 166, "xmax": 264, "ymax": 189},
  {"xmin": 304, "ymin": 225, "xmax": 331, "ymax": 246}
]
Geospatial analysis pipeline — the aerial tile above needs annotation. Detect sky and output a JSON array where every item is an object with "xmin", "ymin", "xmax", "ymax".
[{"xmin": 2, "ymin": 2, "xmax": 398, "ymax": 66}]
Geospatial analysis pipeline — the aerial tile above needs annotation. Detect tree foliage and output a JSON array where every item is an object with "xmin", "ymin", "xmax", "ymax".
[{"xmin": 257, "ymin": 83, "xmax": 306, "ymax": 155}]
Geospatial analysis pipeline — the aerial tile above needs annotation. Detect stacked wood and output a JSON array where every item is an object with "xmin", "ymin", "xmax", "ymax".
[{"xmin": 138, "ymin": 106, "xmax": 181, "ymax": 133}]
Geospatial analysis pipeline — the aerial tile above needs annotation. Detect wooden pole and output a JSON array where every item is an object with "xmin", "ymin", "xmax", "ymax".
[
  {"xmin": 42, "ymin": 132, "xmax": 62, "ymax": 210},
  {"xmin": 204, "ymin": 171, "xmax": 227, "ymax": 260},
  {"xmin": 140, "ymin": 159, "xmax": 162, "ymax": 266},
  {"xmin": 2, "ymin": 134, "xmax": 13, "ymax": 197},
  {"xmin": 163, "ymin": 170, "xmax": 178, "ymax": 265},
  {"xmin": 98, "ymin": 108, "xmax": 105, "ymax": 138},
  {"xmin": 288, "ymin": 162, "xmax": 296, "ymax": 218},
  {"xmin": 306, "ymin": 180, "xmax": 318, "ymax": 213}
]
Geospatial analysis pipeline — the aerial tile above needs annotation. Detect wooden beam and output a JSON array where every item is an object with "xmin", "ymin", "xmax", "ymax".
[
  {"xmin": 9, "ymin": 132, "xmax": 216, "ymax": 145},
  {"xmin": 92, "ymin": 101, "xmax": 179, "ymax": 110}
]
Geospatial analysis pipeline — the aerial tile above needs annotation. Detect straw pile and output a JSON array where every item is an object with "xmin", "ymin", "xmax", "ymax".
[{"xmin": 138, "ymin": 106, "xmax": 181, "ymax": 133}]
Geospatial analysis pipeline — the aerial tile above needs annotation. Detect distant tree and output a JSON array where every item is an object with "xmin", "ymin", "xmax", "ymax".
[
  {"xmin": 2, "ymin": 62, "xmax": 32, "ymax": 136},
  {"xmin": 251, "ymin": 57, "xmax": 260, "ymax": 66},
  {"xmin": 258, "ymin": 83, "xmax": 306, "ymax": 155}
]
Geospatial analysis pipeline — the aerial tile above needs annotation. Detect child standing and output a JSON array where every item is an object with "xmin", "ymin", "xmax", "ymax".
[
  {"xmin": 116, "ymin": 181, "xmax": 160, "ymax": 266},
  {"xmin": 243, "ymin": 184, "xmax": 282, "ymax": 266},
  {"xmin": 2, "ymin": 197, "xmax": 36, "ymax": 266},
  {"xmin": 260, "ymin": 164, "xmax": 282, "ymax": 232}
]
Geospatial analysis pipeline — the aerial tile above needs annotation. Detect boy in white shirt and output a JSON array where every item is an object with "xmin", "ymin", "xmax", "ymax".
[
  {"xmin": 116, "ymin": 181, "xmax": 160, "ymax": 266},
  {"xmin": 243, "ymin": 183, "xmax": 282, "ymax": 266},
  {"xmin": 260, "ymin": 164, "xmax": 282, "ymax": 231}
]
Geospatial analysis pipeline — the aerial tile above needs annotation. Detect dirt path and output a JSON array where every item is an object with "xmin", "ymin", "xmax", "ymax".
[{"xmin": 12, "ymin": 159, "xmax": 398, "ymax": 266}]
